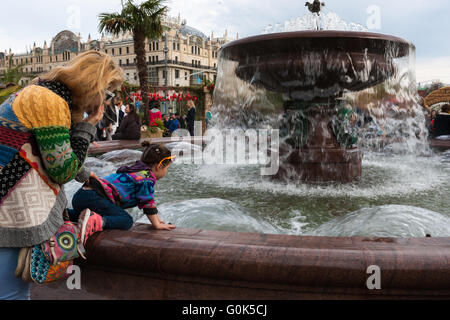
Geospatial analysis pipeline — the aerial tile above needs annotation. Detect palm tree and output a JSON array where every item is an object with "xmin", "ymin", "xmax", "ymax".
[{"xmin": 99, "ymin": 0, "xmax": 168, "ymax": 123}]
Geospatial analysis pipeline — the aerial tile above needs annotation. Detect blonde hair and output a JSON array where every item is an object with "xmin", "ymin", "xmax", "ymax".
[
  {"xmin": 187, "ymin": 100, "xmax": 195, "ymax": 108},
  {"xmin": 35, "ymin": 50, "xmax": 124, "ymax": 123}
]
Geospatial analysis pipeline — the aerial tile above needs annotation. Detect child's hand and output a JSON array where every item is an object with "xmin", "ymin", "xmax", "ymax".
[
  {"xmin": 154, "ymin": 223, "xmax": 176, "ymax": 231},
  {"xmin": 148, "ymin": 214, "xmax": 176, "ymax": 231}
]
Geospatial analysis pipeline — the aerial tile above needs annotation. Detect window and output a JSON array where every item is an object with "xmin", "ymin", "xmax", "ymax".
[
  {"xmin": 175, "ymin": 70, "xmax": 180, "ymax": 79},
  {"xmin": 156, "ymin": 56, "xmax": 159, "ymax": 63},
  {"xmin": 119, "ymin": 60, "xmax": 122, "ymax": 66},
  {"xmin": 185, "ymin": 72, "xmax": 188, "ymax": 80},
  {"xmin": 126, "ymin": 59, "xmax": 129, "ymax": 65},
  {"xmin": 105, "ymin": 49, "xmax": 108, "ymax": 54},
  {"xmin": 112, "ymin": 48, "xmax": 115, "ymax": 55},
  {"xmin": 127, "ymin": 47, "xmax": 130, "ymax": 54},
  {"xmin": 119, "ymin": 48, "xmax": 122, "ymax": 55},
  {"xmin": 175, "ymin": 56, "xmax": 178, "ymax": 63},
  {"xmin": 177, "ymin": 43, "xmax": 180, "ymax": 51}
]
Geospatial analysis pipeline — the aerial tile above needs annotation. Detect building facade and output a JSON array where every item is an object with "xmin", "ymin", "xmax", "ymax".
[{"xmin": 0, "ymin": 15, "xmax": 235, "ymax": 87}]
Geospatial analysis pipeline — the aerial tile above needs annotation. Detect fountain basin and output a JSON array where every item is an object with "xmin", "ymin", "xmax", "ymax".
[
  {"xmin": 31, "ymin": 225, "xmax": 450, "ymax": 300},
  {"xmin": 221, "ymin": 31, "xmax": 414, "ymax": 99}
]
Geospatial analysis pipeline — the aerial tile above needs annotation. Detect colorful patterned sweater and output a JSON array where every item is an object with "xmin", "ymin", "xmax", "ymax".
[
  {"xmin": 0, "ymin": 81, "xmax": 96, "ymax": 248},
  {"xmin": 89, "ymin": 161, "xmax": 158, "ymax": 215}
]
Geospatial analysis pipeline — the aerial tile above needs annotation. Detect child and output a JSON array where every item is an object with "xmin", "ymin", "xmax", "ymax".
[{"xmin": 69, "ymin": 142, "xmax": 176, "ymax": 243}]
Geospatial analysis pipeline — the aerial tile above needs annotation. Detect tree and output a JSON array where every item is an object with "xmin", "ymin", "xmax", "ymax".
[
  {"xmin": 1, "ymin": 56, "xmax": 24, "ymax": 85},
  {"xmin": 99, "ymin": 0, "xmax": 168, "ymax": 124}
]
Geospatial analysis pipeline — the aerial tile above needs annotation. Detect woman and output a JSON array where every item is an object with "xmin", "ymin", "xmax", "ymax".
[
  {"xmin": 0, "ymin": 50, "xmax": 124, "ymax": 300},
  {"xmin": 112, "ymin": 103, "xmax": 141, "ymax": 140},
  {"xmin": 186, "ymin": 100, "xmax": 196, "ymax": 136}
]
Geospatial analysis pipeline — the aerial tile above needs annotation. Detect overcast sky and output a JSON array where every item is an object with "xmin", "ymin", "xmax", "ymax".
[{"xmin": 1, "ymin": 0, "xmax": 449, "ymax": 83}]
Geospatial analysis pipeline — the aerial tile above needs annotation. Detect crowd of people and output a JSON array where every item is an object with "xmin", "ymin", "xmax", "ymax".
[
  {"xmin": 157, "ymin": 99, "xmax": 197, "ymax": 136},
  {"xmin": 93, "ymin": 94, "xmax": 198, "ymax": 141},
  {"xmin": 426, "ymin": 104, "xmax": 450, "ymax": 138}
]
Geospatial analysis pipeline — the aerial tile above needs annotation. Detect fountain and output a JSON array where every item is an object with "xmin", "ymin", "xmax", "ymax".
[{"xmin": 215, "ymin": 1, "xmax": 416, "ymax": 183}]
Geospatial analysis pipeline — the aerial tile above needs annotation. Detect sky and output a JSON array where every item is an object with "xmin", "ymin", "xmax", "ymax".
[{"xmin": 1, "ymin": 0, "xmax": 449, "ymax": 83}]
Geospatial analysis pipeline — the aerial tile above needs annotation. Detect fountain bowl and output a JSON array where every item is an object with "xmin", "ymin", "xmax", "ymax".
[{"xmin": 220, "ymin": 31, "xmax": 415, "ymax": 101}]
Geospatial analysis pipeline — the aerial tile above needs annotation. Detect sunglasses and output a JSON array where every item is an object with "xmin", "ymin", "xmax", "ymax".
[
  {"xmin": 159, "ymin": 155, "xmax": 177, "ymax": 167},
  {"xmin": 105, "ymin": 90, "xmax": 115, "ymax": 102}
]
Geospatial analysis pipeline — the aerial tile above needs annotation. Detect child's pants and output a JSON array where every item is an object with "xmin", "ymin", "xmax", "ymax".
[
  {"xmin": 69, "ymin": 189, "xmax": 134, "ymax": 230},
  {"xmin": 0, "ymin": 248, "xmax": 30, "ymax": 300}
]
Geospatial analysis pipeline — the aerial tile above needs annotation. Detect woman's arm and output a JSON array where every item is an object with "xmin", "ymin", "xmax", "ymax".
[{"xmin": 12, "ymin": 85, "xmax": 99, "ymax": 184}]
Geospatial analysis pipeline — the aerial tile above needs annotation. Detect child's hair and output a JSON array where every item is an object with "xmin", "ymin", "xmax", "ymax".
[{"xmin": 141, "ymin": 142, "xmax": 173, "ymax": 167}]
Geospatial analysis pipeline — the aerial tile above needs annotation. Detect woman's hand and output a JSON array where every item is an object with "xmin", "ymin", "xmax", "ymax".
[{"xmin": 84, "ymin": 104, "xmax": 104, "ymax": 126}]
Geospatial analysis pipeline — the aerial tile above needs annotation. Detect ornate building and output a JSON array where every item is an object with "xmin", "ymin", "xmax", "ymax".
[{"xmin": 0, "ymin": 15, "xmax": 236, "ymax": 87}]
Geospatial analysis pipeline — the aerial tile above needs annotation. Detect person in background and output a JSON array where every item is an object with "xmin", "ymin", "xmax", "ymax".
[
  {"xmin": 162, "ymin": 114, "xmax": 170, "ymax": 129},
  {"xmin": 114, "ymin": 97, "xmax": 125, "ymax": 129},
  {"xmin": 97, "ymin": 95, "xmax": 118, "ymax": 141},
  {"xmin": 176, "ymin": 113, "xmax": 186, "ymax": 129},
  {"xmin": 186, "ymin": 100, "xmax": 196, "ymax": 136},
  {"xmin": 168, "ymin": 114, "xmax": 180, "ymax": 133},
  {"xmin": 205, "ymin": 110, "xmax": 212, "ymax": 129},
  {"xmin": 427, "ymin": 109, "xmax": 437, "ymax": 135},
  {"xmin": 149, "ymin": 102, "xmax": 162, "ymax": 127},
  {"xmin": 432, "ymin": 104, "xmax": 450, "ymax": 138},
  {"xmin": 112, "ymin": 103, "xmax": 141, "ymax": 140}
]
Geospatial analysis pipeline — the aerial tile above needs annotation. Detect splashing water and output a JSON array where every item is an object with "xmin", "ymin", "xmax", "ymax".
[
  {"xmin": 265, "ymin": 11, "xmax": 367, "ymax": 33},
  {"xmin": 309, "ymin": 205, "xmax": 450, "ymax": 238},
  {"xmin": 137, "ymin": 198, "xmax": 282, "ymax": 234}
]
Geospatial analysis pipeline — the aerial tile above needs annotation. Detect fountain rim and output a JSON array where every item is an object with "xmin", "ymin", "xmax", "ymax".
[{"xmin": 220, "ymin": 30, "xmax": 416, "ymax": 52}]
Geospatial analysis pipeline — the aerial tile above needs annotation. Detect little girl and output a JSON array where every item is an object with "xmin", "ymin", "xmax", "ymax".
[{"xmin": 69, "ymin": 142, "xmax": 176, "ymax": 243}]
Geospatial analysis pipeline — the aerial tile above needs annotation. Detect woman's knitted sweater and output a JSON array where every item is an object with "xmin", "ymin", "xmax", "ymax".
[{"xmin": 0, "ymin": 81, "xmax": 96, "ymax": 248}]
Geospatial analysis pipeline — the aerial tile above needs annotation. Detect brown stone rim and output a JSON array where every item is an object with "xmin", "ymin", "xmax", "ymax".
[{"xmin": 221, "ymin": 30, "xmax": 415, "ymax": 51}]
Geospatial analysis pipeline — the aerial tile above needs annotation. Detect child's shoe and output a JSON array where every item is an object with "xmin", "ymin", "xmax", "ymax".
[{"xmin": 78, "ymin": 209, "xmax": 104, "ymax": 245}]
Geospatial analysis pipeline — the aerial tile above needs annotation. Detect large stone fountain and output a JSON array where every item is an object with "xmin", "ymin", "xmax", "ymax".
[{"xmin": 217, "ymin": 3, "xmax": 415, "ymax": 183}]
